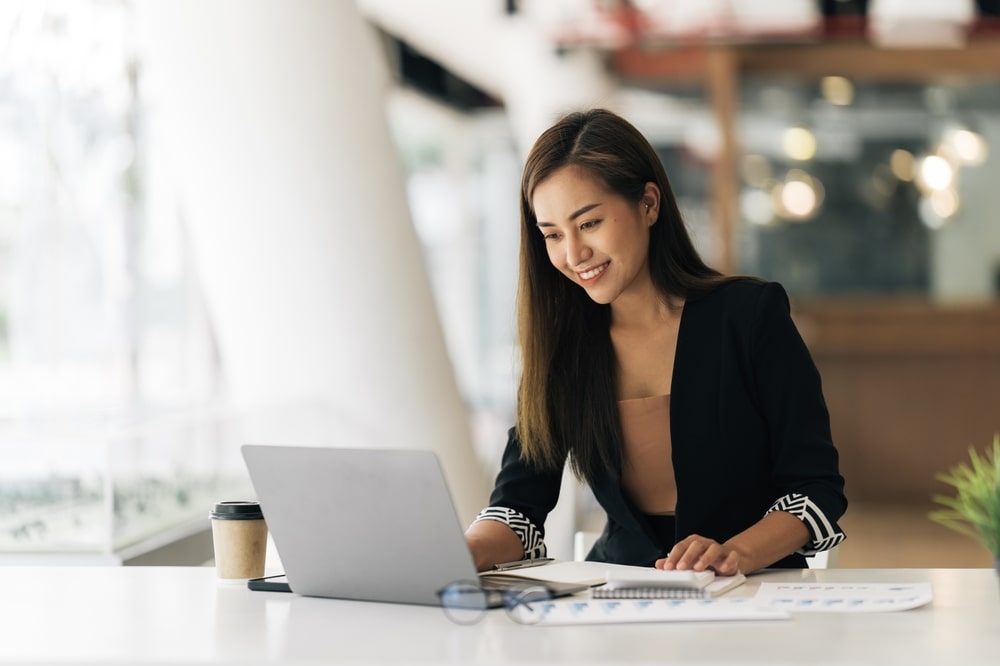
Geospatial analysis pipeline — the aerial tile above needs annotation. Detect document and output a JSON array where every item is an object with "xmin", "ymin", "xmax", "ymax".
[
  {"xmin": 532, "ymin": 597, "xmax": 790, "ymax": 626},
  {"xmin": 481, "ymin": 559, "xmax": 614, "ymax": 587},
  {"xmin": 753, "ymin": 582, "xmax": 934, "ymax": 612}
]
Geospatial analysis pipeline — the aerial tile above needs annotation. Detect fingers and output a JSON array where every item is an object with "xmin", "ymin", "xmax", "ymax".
[
  {"xmin": 655, "ymin": 536, "xmax": 713, "ymax": 571},
  {"xmin": 712, "ymin": 551, "xmax": 742, "ymax": 577},
  {"xmin": 655, "ymin": 535, "xmax": 742, "ymax": 575}
]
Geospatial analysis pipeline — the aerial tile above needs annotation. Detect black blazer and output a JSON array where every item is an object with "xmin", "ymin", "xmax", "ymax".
[{"xmin": 486, "ymin": 280, "xmax": 847, "ymax": 568}]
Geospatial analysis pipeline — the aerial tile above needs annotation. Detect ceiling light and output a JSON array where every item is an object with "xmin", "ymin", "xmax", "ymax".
[
  {"xmin": 781, "ymin": 180, "xmax": 817, "ymax": 219},
  {"xmin": 917, "ymin": 154, "xmax": 954, "ymax": 192},
  {"xmin": 946, "ymin": 128, "xmax": 988, "ymax": 166},
  {"xmin": 740, "ymin": 188, "xmax": 775, "ymax": 226},
  {"xmin": 782, "ymin": 127, "xmax": 817, "ymax": 161},
  {"xmin": 889, "ymin": 149, "xmax": 915, "ymax": 181},
  {"xmin": 929, "ymin": 188, "xmax": 960, "ymax": 219},
  {"xmin": 820, "ymin": 76, "xmax": 854, "ymax": 106}
]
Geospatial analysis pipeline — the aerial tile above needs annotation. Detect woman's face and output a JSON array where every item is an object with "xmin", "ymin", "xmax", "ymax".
[{"xmin": 532, "ymin": 165, "xmax": 657, "ymax": 306}]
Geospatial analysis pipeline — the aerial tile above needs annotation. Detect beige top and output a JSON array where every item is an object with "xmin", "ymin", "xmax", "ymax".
[{"xmin": 618, "ymin": 394, "xmax": 676, "ymax": 515}]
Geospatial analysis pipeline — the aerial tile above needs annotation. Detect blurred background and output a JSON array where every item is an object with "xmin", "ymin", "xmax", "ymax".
[{"xmin": 1, "ymin": 0, "xmax": 998, "ymax": 568}]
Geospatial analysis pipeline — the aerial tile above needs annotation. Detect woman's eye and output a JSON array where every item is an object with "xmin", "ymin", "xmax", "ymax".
[
  {"xmin": 580, "ymin": 219, "xmax": 600, "ymax": 230},
  {"xmin": 542, "ymin": 232, "xmax": 560, "ymax": 241}
]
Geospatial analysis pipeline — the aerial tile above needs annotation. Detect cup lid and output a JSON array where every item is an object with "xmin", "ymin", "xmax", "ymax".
[{"xmin": 209, "ymin": 501, "xmax": 264, "ymax": 520}]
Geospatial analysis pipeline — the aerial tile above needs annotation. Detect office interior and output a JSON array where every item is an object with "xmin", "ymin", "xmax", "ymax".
[{"xmin": 0, "ymin": 0, "xmax": 998, "ymax": 571}]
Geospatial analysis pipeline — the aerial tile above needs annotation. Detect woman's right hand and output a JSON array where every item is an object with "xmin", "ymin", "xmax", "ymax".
[{"xmin": 654, "ymin": 534, "xmax": 743, "ymax": 576}]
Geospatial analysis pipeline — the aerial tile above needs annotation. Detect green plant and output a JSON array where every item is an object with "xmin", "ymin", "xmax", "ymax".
[{"xmin": 929, "ymin": 434, "xmax": 1000, "ymax": 558}]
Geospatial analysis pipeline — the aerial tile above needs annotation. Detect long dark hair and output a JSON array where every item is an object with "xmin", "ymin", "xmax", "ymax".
[{"xmin": 515, "ymin": 108, "xmax": 730, "ymax": 485}]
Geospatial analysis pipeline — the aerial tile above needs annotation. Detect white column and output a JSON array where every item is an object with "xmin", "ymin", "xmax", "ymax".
[
  {"xmin": 498, "ymin": 15, "xmax": 618, "ymax": 158},
  {"xmin": 134, "ymin": 0, "xmax": 487, "ymax": 524},
  {"xmin": 497, "ymin": 8, "xmax": 617, "ymax": 558},
  {"xmin": 356, "ymin": 0, "xmax": 618, "ymax": 153},
  {"xmin": 356, "ymin": 0, "xmax": 621, "ymax": 554}
]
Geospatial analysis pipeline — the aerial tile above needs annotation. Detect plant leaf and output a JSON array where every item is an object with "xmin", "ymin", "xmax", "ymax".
[{"xmin": 928, "ymin": 434, "xmax": 1000, "ymax": 556}]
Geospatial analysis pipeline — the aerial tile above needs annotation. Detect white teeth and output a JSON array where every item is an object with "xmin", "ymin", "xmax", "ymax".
[{"xmin": 580, "ymin": 263, "xmax": 607, "ymax": 280}]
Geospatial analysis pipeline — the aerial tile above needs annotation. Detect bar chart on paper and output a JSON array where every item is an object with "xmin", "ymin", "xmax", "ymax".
[
  {"xmin": 752, "ymin": 582, "xmax": 934, "ymax": 612},
  {"xmin": 533, "ymin": 597, "xmax": 789, "ymax": 625}
]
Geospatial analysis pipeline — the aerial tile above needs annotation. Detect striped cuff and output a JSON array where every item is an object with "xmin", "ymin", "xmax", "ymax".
[
  {"xmin": 767, "ymin": 493, "xmax": 846, "ymax": 556},
  {"xmin": 472, "ymin": 506, "xmax": 547, "ymax": 559}
]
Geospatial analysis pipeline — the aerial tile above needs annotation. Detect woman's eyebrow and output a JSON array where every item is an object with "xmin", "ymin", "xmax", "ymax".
[{"xmin": 536, "ymin": 202, "xmax": 601, "ymax": 227}]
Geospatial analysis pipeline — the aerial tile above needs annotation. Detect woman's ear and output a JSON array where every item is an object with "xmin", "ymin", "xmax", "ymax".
[{"xmin": 642, "ymin": 182, "xmax": 660, "ymax": 225}]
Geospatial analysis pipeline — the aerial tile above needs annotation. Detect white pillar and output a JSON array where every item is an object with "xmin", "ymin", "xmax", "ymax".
[
  {"xmin": 498, "ymin": 15, "xmax": 618, "ymax": 158},
  {"xmin": 358, "ymin": 0, "xmax": 618, "ymax": 557},
  {"xmin": 497, "ymin": 9, "xmax": 617, "ymax": 559},
  {"xmin": 134, "ymin": 0, "xmax": 487, "ymax": 524}
]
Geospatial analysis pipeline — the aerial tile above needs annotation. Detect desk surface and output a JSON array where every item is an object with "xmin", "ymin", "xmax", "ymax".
[{"xmin": 1, "ymin": 566, "xmax": 997, "ymax": 665}]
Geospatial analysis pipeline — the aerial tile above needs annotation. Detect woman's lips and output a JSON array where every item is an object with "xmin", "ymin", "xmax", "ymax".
[{"xmin": 578, "ymin": 262, "xmax": 609, "ymax": 281}]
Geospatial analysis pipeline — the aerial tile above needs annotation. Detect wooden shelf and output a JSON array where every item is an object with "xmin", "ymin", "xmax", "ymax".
[
  {"xmin": 793, "ymin": 300, "xmax": 1000, "ymax": 356},
  {"xmin": 613, "ymin": 39, "xmax": 1000, "ymax": 83}
]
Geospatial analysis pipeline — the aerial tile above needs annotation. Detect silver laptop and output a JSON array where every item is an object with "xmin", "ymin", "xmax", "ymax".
[{"xmin": 241, "ymin": 444, "xmax": 585, "ymax": 607}]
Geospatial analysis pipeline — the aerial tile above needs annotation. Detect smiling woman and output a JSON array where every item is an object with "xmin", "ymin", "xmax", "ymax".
[{"xmin": 464, "ymin": 108, "xmax": 847, "ymax": 577}]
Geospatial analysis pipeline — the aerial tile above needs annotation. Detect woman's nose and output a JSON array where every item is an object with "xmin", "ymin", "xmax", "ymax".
[{"xmin": 565, "ymin": 235, "xmax": 592, "ymax": 267}]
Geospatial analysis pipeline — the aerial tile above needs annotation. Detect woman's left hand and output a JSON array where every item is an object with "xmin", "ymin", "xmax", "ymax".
[{"xmin": 654, "ymin": 534, "xmax": 743, "ymax": 576}]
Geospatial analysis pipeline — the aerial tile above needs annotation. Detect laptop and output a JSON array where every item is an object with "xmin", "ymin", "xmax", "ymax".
[{"xmin": 240, "ymin": 444, "xmax": 587, "ymax": 607}]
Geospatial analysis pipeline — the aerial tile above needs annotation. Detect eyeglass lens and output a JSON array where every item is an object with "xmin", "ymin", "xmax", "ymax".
[
  {"xmin": 438, "ymin": 581, "xmax": 488, "ymax": 625},
  {"xmin": 503, "ymin": 585, "xmax": 552, "ymax": 625}
]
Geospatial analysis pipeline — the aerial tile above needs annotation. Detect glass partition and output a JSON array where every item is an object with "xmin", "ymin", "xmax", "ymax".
[
  {"xmin": 0, "ymin": 401, "xmax": 362, "ymax": 561},
  {"xmin": 0, "ymin": 409, "xmax": 250, "ymax": 560},
  {"xmin": 735, "ymin": 77, "xmax": 1000, "ymax": 302}
]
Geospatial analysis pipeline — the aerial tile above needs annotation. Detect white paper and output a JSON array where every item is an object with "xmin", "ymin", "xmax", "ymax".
[
  {"xmin": 481, "ymin": 560, "xmax": 611, "ymax": 586},
  {"xmin": 483, "ymin": 560, "xmax": 684, "ymax": 587},
  {"xmin": 531, "ymin": 597, "xmax": 790, "ymax": 626},
  {"xmin": 601, "ymin": 567, "xmax": 716, "ymax": 590},
  {"xmin": 753, "ymin": 582, "xmax": 933, "ymax": 612}
]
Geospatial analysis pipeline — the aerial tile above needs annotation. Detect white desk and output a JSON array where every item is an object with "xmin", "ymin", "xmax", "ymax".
[{"xmin": 1, "ymin": 566, "xmax": 997, "ymax": 664}]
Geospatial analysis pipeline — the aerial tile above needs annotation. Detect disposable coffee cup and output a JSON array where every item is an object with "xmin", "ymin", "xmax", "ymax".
[{"xmin": 210, "ymin": 501, "xmax": 267, "ymax": 581}]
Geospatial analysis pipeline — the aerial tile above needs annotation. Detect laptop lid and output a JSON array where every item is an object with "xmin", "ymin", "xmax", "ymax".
[{"xmin": 241, "ymin": 444, "xmax": 481, "ymax": 606}]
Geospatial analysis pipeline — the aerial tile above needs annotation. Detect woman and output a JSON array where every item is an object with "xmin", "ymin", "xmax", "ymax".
[{"xmin": 466, "ymin": 109, "xmax": 846, "ymax": 576}]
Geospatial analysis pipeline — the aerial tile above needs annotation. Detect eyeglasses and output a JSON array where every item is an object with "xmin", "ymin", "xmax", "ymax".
[{"xmin": 437, "ymin": 580, "xmax": 554, "ymax": 625}]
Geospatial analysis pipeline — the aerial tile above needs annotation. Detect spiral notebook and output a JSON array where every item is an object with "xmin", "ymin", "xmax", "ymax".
[{"xmin": 592, "ymin": 568, "xmax": 746, "ymax": 599}]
